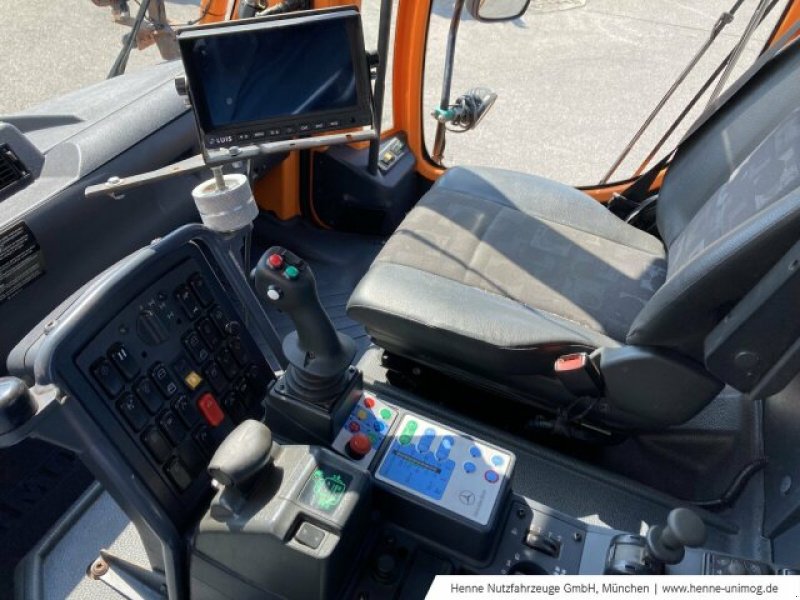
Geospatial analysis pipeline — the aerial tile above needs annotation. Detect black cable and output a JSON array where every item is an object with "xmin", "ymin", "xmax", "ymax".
[
  {"xmin": 633, "ymin": 0, "xmax": 780, "ymax": 175},
  {"xmin": 444, "ymin": 87, "xmax": 493, "ymax": 133},
  {"xmin": 692, "ymin": 458, "xmax": 768, "ymax": 511}
]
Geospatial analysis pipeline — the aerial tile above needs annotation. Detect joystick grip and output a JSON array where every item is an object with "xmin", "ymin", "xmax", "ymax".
[
  {"xmin": 254, "ymin": 247, "xmax": 346, "ymax": 362},
  {"xmin": 255, "ymin": 247, "xmax": 356, "ymax": 407}
]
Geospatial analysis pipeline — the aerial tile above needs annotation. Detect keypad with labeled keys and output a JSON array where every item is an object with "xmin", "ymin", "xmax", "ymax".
[{"xmin": 79, "ymin": 257, "xmax": 273, "ymax": 506}]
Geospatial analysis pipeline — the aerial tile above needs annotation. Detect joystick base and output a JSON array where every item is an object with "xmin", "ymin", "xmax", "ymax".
[{"xmin": 267, "ymin": 368, "xmax": 363, "ymax": 444}]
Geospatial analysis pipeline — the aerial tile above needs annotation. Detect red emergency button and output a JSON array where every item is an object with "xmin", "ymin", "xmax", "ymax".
[
  {"xmin": 364, "ymin": 395, "xmax": 376, "ymax": 409},
  {"xmin": 267, "ymin": 253, "xmax": 284, "ymax": 269},
  {"xmin": 346, "ymin": 433, "xmax": 372, "ymax": 459},
  {"xmin": 197, "ymin": 392, "xmax": 224, "ymax": 427}
]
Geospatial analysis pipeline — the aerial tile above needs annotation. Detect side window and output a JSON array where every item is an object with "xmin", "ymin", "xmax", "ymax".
[{"xmin": 423, "ymin": 0, "xmax": 787, "ymax": 185}]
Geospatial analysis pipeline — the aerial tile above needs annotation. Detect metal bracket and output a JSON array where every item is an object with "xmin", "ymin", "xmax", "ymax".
[
  {"xmin": 88, "ymin": 550, "xmax": 167, "ymax": 600},
  {"xmin": 85, "ymin": 129, "xmax": 377, "ymax": 200}
]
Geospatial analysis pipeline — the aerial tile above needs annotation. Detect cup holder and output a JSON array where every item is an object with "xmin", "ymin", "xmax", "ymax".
[{"xmin": 508, "ymin": 561, "xmax": 549, "ymax": 575}]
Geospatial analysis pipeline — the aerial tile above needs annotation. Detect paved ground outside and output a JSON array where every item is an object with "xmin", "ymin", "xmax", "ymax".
[{"xmin": 0, "ymin": 0, "xmax": 785, "ymax": 184}]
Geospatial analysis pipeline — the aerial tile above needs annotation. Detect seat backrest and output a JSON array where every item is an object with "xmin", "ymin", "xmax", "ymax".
[{"xmin": 627, "ymin": 39, "xmax": 800, "ymax": 359}]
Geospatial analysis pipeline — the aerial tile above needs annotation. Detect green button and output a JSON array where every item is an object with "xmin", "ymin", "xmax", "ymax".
[
  {"xmin": 284, "ymin": 266, "xmax": 300, "ymax": 280},
  {"xmin": 406, "ymin": 420, "xmax": 418, "ymax": 432},
  {"xmin": 367, "ymin": 432, "xmax": 378, "ymax": 445},
  {"xmin": 380, "ymin": 408, "xmax": 392, "ymax": 420},
  {"xmin": 399, "ymin": 435, "xmax": 412, "ymax": 445}
]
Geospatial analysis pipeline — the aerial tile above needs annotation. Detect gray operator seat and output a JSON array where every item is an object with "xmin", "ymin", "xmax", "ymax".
[{"xmin": 347, "ymin": 39, "xmax": 800, "ymax": 430}]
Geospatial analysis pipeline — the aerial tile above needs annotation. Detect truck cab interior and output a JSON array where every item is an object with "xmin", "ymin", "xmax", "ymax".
[{"xmin": 0, "ymin": 0, "xmax": 799, "ymax": 598}]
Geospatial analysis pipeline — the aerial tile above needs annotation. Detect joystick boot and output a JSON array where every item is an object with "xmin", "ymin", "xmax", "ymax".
[
  {"xmin": 255, "ymin": 247, "xmax": 357, "ymax": 408},
  {"xmin": 606, "ymin": 507, "xmax": 707, "ymax": 574}
]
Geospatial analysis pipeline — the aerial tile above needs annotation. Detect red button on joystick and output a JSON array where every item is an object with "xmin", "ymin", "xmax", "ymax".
[
  {"xmin": 267, "ymin": 254, "xmax": 284, "ymax": 269},
  {"xmin": 347, "ymin": 433, "xmax": 372, "ymax": 460}
]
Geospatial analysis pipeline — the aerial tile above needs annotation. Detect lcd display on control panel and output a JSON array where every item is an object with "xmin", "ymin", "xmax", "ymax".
[{"xmin": 178, "ymin": 8, "xmax": 373, "ymax": 149}]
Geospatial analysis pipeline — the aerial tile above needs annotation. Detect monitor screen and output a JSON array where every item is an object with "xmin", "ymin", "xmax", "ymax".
[{"xmin": 178, "ymin": 8, "xmax": 373, "ymax": 149}]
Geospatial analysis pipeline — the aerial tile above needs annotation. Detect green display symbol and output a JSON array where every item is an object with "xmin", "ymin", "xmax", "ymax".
[{"xmin": 311, "ymin": 470, "xmax": 347, "ymax": 511}]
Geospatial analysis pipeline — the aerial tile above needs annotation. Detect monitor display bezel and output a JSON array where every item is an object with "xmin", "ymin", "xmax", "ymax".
[{"xmin": 178, "ymin": 7, "xmax": 374, "ymax": 150}]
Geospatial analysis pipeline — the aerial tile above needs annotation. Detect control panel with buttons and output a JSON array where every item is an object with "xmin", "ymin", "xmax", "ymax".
[
  {"xmin": 332, "ymin": 393, "xmax": 398, "ymax": 465},
  {"xmin": 704, "ymin": 554, "xmax": 774, "ymax": 575},
  {"xmin": 487, "ymin": 500, "xmax": 585, "ymax": 576},
  {"xmin": 74, "ymin": 246, "xmax": 272, "ymax": 516},
  {"xmin": 377, "ymin": 135, "xmax": 409, "ymax": 172},
  {"xmin": 375, "ymin": 414, "xmax": 514, "ymax": 525}
]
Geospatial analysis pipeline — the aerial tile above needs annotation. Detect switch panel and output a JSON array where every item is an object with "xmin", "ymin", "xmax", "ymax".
[
  {"xmin": 375, "ymin": 414, "xmax": 514, "ymax": 526},
  {"xmin": 74, "ymin": 246, "xmax": 273, "ymax": 517},
  {"xmin": 489, "ymin": 501, "xmax": 585, "ymax": 576},
  {"xmin": 332, "ymin": 392, "xmax": 398, "ymax": 465}
]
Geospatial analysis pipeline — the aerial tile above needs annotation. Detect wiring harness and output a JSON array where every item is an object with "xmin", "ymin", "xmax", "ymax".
[{"xmin": 432, "ymin": 87, "xmax": 497, "ymax": 133}]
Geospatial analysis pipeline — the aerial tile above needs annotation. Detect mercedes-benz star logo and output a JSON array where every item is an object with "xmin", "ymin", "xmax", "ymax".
[{"xmin": 459, "ymin": 490, "xmax": 476, "ymax": 505}]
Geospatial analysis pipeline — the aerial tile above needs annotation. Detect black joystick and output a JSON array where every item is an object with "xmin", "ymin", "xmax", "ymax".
[
  {"xmin": 606, "ymin": 507, "xmax": 707, "ymax": 575},
  {"xmin": 646, "ymin": 508, "xmax": 708, "ymax": 565},
  {"xmin": 255, "ymin": 247, "xmax": 356, "ymax": 408}
]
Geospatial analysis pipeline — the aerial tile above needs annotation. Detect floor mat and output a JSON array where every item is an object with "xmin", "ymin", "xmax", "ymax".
[
  {"xmin": 252, "ymin": 215, "xmax": 385, "ymax": 360},
  {"xmin": 0, "ymin": 440, "xmax": 94, "ymax": 599}
]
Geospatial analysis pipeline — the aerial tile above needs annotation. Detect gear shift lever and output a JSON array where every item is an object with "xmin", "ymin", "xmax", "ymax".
[
  {"xmin": 646, "ymin": 507, "xmax": 707, "ymax": 565},
  {"xmin": 254, "ymin": 247, "xmax": 357, "ymax": 408}
]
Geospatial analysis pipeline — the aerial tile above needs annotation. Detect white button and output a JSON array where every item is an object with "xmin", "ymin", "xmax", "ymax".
[{"xmin": 267, "ymin": 286, "xmax": 282, "ymax": 301}]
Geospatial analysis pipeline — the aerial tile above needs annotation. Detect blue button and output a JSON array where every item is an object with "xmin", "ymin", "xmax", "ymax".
[
  {"xmin": 441, "ymin": 436, "xmax": 455, "ymax": 449},
  {"xmin": 463, "ymin": 461, "xmax": 476, "ymax": 474},
  {"xmin": 373, "ymin": 421, "xmax": 386, "ymax": 432},
  {"xmin": 424, "ymin": 427, "xmax": 436, "ymax": 436},
  {"xmin": 491, "ymin": 455, "xmax": 504, "ymax": 467},
  {"xmin": 418, "ymin": 433, "xmax": 435, "ymax": 454},
  {"xmin": 436, "ymin": 439, "xmax": 452, "ymax": 461},
  {"xmin": 484, "ymin": 470, "xmax": 499, "ymax": 484},
  {"xmin": 469, "ymin": 446, "xmax": 481, "ymax": 458}
]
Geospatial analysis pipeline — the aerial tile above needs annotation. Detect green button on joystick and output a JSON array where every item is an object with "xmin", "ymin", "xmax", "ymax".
[{"xmin": 284, "ymin": 265, "xmax": 300, "ymax": 280}]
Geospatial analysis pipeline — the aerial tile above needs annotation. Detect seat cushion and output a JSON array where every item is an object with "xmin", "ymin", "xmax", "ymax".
[{"xmin": 348, "ymin": 167, "xmax": 667, "ymax": 375}]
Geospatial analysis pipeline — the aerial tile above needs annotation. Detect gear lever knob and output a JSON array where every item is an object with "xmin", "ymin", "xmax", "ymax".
[
  {"xmin": 646, "ymin": 508, "xmax": 707, "ymax": 565},
  {"xmin": 208, "ymin": 420, "xmax": 274, "ymax": 521}
]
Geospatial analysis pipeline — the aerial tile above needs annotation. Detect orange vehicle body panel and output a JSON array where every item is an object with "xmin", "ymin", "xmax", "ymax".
[{"xmin": 768, "ymin": 0, "xmax": 800, "ymax": 46}]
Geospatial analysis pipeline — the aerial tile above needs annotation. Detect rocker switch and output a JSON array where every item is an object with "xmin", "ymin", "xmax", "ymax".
[{"xmin": 524, "ymin": 531, "xmax": 561, "ymax": 558}]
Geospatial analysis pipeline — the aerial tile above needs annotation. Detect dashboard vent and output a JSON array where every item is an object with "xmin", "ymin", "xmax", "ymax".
[{"xmin": 0, "ymin": 144, "xmax": 31, "ymax": 197}]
